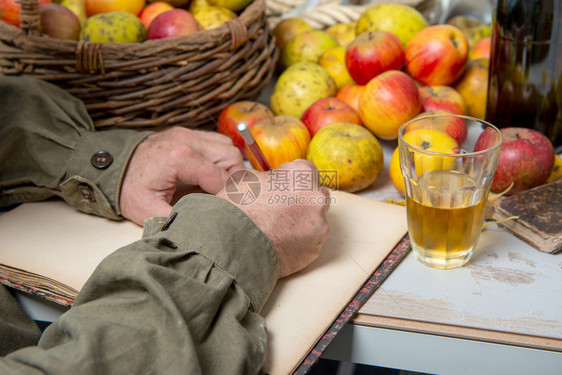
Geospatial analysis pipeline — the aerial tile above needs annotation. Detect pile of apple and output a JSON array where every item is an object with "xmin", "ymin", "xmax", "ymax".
[
  {"xmin": 0, "ymin": 0, "xmax": 253, "ymax": 42},
  {"xmin": 217, "ymin": 2, "xmax": 560, "ymax": 195}
]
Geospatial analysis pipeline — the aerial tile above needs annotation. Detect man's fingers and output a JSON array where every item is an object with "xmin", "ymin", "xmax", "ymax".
[{"xmin": 173, "ymin": 153, "xmax": 231, "ymax": 194}]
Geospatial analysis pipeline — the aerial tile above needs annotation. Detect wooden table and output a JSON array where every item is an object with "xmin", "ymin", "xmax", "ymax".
[{"xmin": 321, "ymin": 139, "xmax": 562, "ymax": 374}]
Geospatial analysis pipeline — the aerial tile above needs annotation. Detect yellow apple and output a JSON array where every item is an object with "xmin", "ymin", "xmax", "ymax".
[
  {"xmin": 326, "ymin": 22, "xmax": 357, "ymax": 47},
  {"xmin": 306, "ymin": 123, "xmax": 383, "ymax": 192},
  {"xmin": 401, "ymin": 128, "xmax": 459, "ymax": 176},
  {"xmin": 188, "ymin": 0, "xmax": 211, "ymax": 13},
  {"xmin": 356, "ymin": 3, "xmax": 428, "ymax": 48},
  {"xmin": 208, "ymin": 0, "xmax": 251, "ymax": 12},
  {"xmin": 318, "ymin": 46, "xmax": 356, "ymax": 90},
  {"xmin": 281, "ymin": 29, "xmax": 340, "ymax": 68},
  {"xmin": 389, "ymin": 146, "xmax": 405, "ymax": 195},
  {"xmin": 545, "ymin": 154, "xmax": 562, "ymax": 184},
  {"xmin": 453, "ymin": 58, "xmax": 489, "ymax": 119},
  {"xmin": 193, "ymin": 5, "xmax": 236, "ymax": 30},
  {"xmin": 270, "ymin": 62, "xmax": 337, "ymax": 119}
]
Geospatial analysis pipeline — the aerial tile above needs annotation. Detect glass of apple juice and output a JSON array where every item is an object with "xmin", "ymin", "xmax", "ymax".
[{"xmin": 398, "ymin": 114, "xmax": 502, "ymax": 269}]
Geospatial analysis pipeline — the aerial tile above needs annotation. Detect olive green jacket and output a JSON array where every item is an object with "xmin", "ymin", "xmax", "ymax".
[{"xmin": 0, "ymin": 76, "xmax": 279, "ymax": 374}]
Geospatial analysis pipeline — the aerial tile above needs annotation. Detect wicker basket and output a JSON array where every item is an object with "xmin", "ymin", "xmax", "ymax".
[{"xmin": 0, "ymin": 0, "xmax": 278, "ymax": 130}]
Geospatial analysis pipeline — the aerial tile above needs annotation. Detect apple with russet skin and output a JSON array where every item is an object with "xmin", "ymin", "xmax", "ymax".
[
  {"xmin": 1, "ymin": 0, "xmax": 51, "ymax": 27},
  {"xmin": 281, "ymin": 29, "xmax": 340, "ymax": 68},
  {"xmin": 85, "ymin": 0, "xmax": 145, "ymax": 17},
  {"xmin": 270, "ymin": 62, "xmax": 337, "ymax": 119},
  {"xmin": 217, "ymin": 100, "xmax": 274, "ymax": 158},
  {"xmin": 359, "ymin": 70, "xmax": 422, "ymax": 140},
  {"xmin": 307, "ymin": 123, "xmax": 384, "ymax": 192},
  {"xmin": 405, "ymin": 24, "xmax": 469, "ymax": 86},
  {"xmin": 419, "ymin": 85, "xmax": 466, "ymax": 115},
  {"xmin": 345, "ymin": 30, "xmax": 404, "ymax": 85},
  {"xmin": 474, "ymin": 127, "xmax": 555, "ymax": 194},
  {"xmin": 407, "ymin": 110, "xmax": 468, "ymax": 144},
  {"xmin": 272, "ymin": 17, "xmax": 313, "ymax": 51},
  {"xmin": 147, "ymin": 9, "xmax": 202, "ymax": 39},
  {"xmin": 336, "ymin": 84, "xmax": 364, "ymax": 112},
  {"xmin": 139, "ymin": 1, "xmax": 174, "ymax": 29},
  {"xmin": 39, "ymin": 3, "xmax": 81, "ymax": 40},
  {"xmin": 301, "ymin": 97, "xmax": 362, "ymax": 137},
  {"xmin": 246, "ymin": 115, "xmax": 311, "ymax": 171}
]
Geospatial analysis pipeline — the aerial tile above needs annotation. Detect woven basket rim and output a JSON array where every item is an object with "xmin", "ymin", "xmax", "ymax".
[{"xmin": 4, "ymin": 0, "xmax": 266, "ymax": 53}]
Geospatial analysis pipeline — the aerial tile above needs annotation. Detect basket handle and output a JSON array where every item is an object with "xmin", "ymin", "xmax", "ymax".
[{"xmin": 17, "ymin": 0, "xmax": 41, "ymax": 36}]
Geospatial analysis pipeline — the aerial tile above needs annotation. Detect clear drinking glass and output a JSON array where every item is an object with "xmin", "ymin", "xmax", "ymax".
[{"xmin": 398, "ymin": 114, "xmax": 502, "ymax": 269}]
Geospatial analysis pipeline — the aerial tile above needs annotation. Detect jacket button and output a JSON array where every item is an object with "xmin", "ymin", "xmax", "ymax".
[
  {"xmin": 78, "ymin": 183, "xmax": 96, "ymax": 202},
  {"xmin": 91, "ymin": 151, "xmax": 113, "ymax": 169}
]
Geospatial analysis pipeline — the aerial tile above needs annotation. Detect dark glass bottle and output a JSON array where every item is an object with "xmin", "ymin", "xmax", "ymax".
[{"xmin": 486, "ymin": 0, "xmax": 562, "ymax": 148}]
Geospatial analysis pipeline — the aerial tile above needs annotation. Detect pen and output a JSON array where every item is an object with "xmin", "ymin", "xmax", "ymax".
[{"xmin": 237, "ymin": 122, "xmax": 271, "ymax": 171}]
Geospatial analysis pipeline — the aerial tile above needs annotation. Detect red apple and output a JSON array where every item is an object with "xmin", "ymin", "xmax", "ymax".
[
  {"xmin": 139, "ymin": 1, "xmax": 174, "ymax": 29},
  {"xmin": 405, "ymin": 24, "xmax": 469, "ymax": 86},
  {"xmin": 300, "ymin": 97, "xmax": 362, "ymax": 136},
  {"xmin": 247, "ymin": 115, "xmax": 311, "ymax": 171},
  {"xmin": 345, "ymin": 30, "xmax": 404, "ymax": 85},
  {"xmin": 474, "ymin": 127, "xmax": 555, "ymax": 194},
  {"xmin": 39, "ymin": 3, "xmax": 81, "ymax": 41},
  {"xmin": 419, "ymin": 85, "xmax": 467, "ymax": 115},
  {"xmin": 408, "ymin": 110, "xmax": 468, "ymax": 144},
  {"xmin": 359, "ymin": 70, "xmax": 422, "ymax": 140},
  {"xmin": 336, "ymin": 84, "xmax": 365, "ymax": 112},
  {"xmin": 146, "ymin": 9, "xmax": 201, "ymax": 39},
  {"xmin": 1, "ymin": 0, "xmax": 51, "ymax": 27},
  {"xmin": 217, "ymin": 100, "xmax": 274, "ymax": 157}
]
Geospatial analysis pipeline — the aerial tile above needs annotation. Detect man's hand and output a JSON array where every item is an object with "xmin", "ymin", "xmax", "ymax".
[
  {"xmin": 218, "ymin": 159, "xmax": 331, "ymax": 278},
  {"xmin": 120, "ymin": 127, "xmax": 245, "ymax": 226}
]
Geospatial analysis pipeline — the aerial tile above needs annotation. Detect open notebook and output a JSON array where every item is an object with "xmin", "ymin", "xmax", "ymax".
[{"xmin": 0, "ymin": 190, "xmax": 407, "ymax": 374}]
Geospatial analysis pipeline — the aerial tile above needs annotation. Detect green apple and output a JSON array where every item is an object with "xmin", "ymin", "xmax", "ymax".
[
  {"xmin": 356, "ymin": 3, "xmax": 428, "ymax": 48},
  {"xmin": 270, "ymin": 62, "xmax": 337, "ymax": 119},
  {"xmin": 208, "ymin": 0, "xmax": 252, "ymax": 12},
  {"xmin": 281, "ymin": 29, "xmax": 340, "ymax": 68},
  {"xmin": 306, "ymin": 123, "xmax": 383, "ymax": 192}
]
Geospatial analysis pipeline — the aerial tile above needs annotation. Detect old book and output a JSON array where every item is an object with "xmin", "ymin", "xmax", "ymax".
[
  {"xmin": 487, "ymin": 179, "xmax": 562, "ymax": 254},
  {"xmin": 0, "ymin": 190, "xmax": 407, "ymax": 375}
]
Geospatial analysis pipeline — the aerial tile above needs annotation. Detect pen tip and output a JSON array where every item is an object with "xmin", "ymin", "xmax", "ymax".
[{"xmin": 237, "ymin": 123, "xmax": 247, "ymax": 132}]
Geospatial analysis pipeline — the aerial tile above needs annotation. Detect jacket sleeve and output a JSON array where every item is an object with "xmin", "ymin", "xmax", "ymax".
[
  {"xmin": 0, "ymin": 194, "xmax": 280, "ymax": 375},
  {"xmin": 0, "ymin": 75, "xmax": 153, "ymax": 219}
]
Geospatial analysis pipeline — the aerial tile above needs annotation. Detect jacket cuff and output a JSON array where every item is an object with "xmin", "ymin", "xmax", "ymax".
[
  {"xmin": 61, "ymin": 129, "xmax": 153, "ymax": 219},
  {"xmin": 157, "ymin": 194, "xmax": 280, "ymax": 313}
]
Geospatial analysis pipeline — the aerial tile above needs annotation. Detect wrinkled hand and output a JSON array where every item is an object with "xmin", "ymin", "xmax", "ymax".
[
  {"xmin": 121, "ymin": 127, "xmax": 245, "ymax": 226},
  {"xmin": 218, "ymin": 159, "xmax": 331, "ymax": 278}
]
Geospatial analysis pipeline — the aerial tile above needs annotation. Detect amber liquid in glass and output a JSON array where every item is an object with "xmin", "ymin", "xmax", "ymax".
[{"xmin": 406, "ymin": 170, "xmax": 488, "ymax": 269}]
